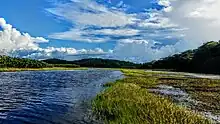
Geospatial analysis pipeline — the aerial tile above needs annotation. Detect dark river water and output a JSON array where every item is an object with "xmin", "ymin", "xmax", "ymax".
[{"xmin": 0, "ymin": 69, "xmax": 123, "ymax": 124}]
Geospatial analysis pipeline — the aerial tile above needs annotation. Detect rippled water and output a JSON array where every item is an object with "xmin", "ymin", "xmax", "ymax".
[{"xmin": 0, "ymin": 69, "xmax": 122, "ymax": 124}]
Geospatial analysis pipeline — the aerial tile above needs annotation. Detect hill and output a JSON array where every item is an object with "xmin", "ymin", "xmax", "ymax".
[
  {"xmin": 141, "ymin": 41, "xmax": 220, "ymax": 74},
  {"xmin": 72, "ymin": 58, "xmax": 140, "ymax": 68},
  {"xmin": 43, "ymin": 58, "xmax": 140, "ymax": 69},
  {"xmin": 42, "ymin": 58, "xmax": 76, "ymax": 64},
  {"xmin": 42, "ymin": 58, "xmax": 80, "ymax": 68},
  {"xmin": 0, "ymin": 56, "xmax": 51, "ymax": 68}
]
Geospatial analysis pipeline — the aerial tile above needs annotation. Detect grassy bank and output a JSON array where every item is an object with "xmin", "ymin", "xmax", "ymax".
[
  {"xmin": 0, "ymin": 67, "xmax": 88, "ymax": 72},
  {"xmin": 92, "ymin": 69, "xmax": 213, "ymax": 124}
]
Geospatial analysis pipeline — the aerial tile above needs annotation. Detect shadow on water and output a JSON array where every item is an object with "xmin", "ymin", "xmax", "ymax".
[{"xmin": 0, "ymin": 69, "xmax": 123, "ymax": 124}]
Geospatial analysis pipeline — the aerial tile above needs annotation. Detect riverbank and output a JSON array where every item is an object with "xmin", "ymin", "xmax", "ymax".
[
  {"xmin": 93, "ymin": 69, "xmax": 220, "ymax": 123},
  {"xmin": 0, "ymin": 67, "xmax": 88, "ymax": 72}
]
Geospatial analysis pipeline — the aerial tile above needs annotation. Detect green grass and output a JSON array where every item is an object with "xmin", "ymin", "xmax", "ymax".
[
  {"xmin": 92, "ymin": 69, "xmax": 212, "ymax": 124},
  {"xmin": 0, "ymin": 67, "xmax": 88, "ymax": 72}
]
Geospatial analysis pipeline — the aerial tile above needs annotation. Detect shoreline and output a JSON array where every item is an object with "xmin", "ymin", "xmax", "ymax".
[{"xmin": 0, "ymin": 67, "xmax": 88, "ymax": 72}]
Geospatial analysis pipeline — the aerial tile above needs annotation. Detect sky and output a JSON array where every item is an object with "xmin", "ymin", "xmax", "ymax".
[{"xmin": 0, "ymin": 0, "xmax": 220, "ymax": 63}]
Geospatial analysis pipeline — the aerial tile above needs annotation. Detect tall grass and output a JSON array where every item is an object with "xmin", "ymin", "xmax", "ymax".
[{"xmin": 92, "ymin": 69, "xmax": 211, "ymax": 124}]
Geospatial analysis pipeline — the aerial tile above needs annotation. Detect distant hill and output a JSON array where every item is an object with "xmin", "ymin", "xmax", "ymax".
[
  {"xmin": 42, "ymin": 58, "xmax": 80, "ymax": 68},
  {"xmin": 72, "ymin": 58, "xmax": 140, "ymax": 68},
  {"xmin": 43, "ymin": 58, "xmax": 140, "ymax": 69},
  {"xmin": 43, "ymin": 58, "xmax": 76, "ymax": 65},
  {"xmin": 0, "ymin": 56, "xmax": 51, "ymax": 68},
  {"xmin": 141, "ymin": 41, "xmax": 220, "ymax": 74}
]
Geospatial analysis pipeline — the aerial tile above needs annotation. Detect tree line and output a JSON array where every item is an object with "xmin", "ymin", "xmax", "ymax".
[{"xmin": 0, "ymin": 55, "xmax": 51, "ymax": 68}]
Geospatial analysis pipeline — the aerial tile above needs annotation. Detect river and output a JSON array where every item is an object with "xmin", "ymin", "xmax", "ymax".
[{"xmin": 0, "ymin": 69, "xmax": 123, "ymax": 124}]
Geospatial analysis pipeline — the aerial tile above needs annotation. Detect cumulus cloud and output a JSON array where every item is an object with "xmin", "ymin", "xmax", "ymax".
[
  {"xmin": 11, "ymin": 47, "xmax": 108, "ymax": 60},
  {"xmin": 0, "ymin": 18, "xmax": 49, "ymax": 54},
  {"xmin": 113, "ymin": 38, "xmax": 200, "ymax": 62},
  {"xmin": 0, "ymin": 17, "xmax": 109, "ymax": 60},
  {"xmin": 164, "ymin": 0, "xmax": 220, "ymax": 42}
]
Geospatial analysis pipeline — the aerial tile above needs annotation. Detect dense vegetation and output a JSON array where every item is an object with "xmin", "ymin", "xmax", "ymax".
[
  {"xmin": 42, "ymin": 59, "xmax": 80, "ymax": 68},
  {"xmin": 93, "ymin": 70, "xmax": 212, "ymax": 123},
  {"xmin": 141, "ymin": 41, "xmax": 220, "ymax": 74},
  {"xmin": 43, "ymin": 58, "xmax": 139, "ymax": 69},
  {"xmin": 0, "ymin": 56, "xmax": 51, "ymax": 68},
  {"xmin": 43, "ymin": 58, "xmax": 77, "ymax": 65},
  {"xmin": 72, "ymin": 58, "xmax": 140, "ymax": 68}
]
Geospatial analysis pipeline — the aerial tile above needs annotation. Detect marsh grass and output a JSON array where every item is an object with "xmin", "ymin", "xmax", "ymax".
[{"xmin": 93, "ymin": 69, "xmax": 212, "ymax": 124}]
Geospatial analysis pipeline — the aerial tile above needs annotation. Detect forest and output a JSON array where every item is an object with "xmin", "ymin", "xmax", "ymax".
[
  {"xmin": 142, "ymin": 41, "xmax": 220, "ymax": 74},
  {"xmin": 0, "ymin": 55, "xmax": 51, "ymax": 68},
  {"xmin": 43, "ymin": 58, "xmax": 139, "ymax": 69},
  {"xmin": 72, "ymin": 58, "xmax": 140, "ymax": 68}
]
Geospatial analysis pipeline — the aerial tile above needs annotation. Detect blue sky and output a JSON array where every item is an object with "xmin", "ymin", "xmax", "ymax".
[{"xmin": 0, "ymin": 0, "xmax": 220, "ymax": 62}]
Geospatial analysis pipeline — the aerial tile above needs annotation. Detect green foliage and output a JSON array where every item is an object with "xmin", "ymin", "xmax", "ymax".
[
  {"xmin": 0, "ymin": 55, "xmax": 51, "ymax": 68},
  {"xmin": 142, "ymin": 41, "xmax": 220, "ymax": 74},
  {"xmin": 43, "ymin": 58, "xmax": 76, "ymax": 64},
  {"xmin": 44, "ymin": 58, "xmax": 140, "ymax": 69},
  {"xmin": 73, "ymin": 58, "xmax": 140, "ymax": 68}
]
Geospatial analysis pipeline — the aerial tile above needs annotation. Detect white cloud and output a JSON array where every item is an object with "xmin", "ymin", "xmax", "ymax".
[
  {"xmin": 48, "ymin": 28, "xmax": 109, "ymax": 43},
  {"xmin": 164, "ymin": 0, "xmax": 220, "ymax": 42},
  {"xmin": 0, "ymin": 17, "xmax": 109, "ymax": 60},
  {"xmin": 46, "ymin": 0, "xmax": 136, "ymax": 27},
  {"xmin": 47, "ymin": 0, "xmax": 182, "ymax": 44},
  {"xmin": 11, "ymin": 47, "xmax": 108, "ymax": 60},
  {"xmin": 138, "ymin": 12, "xmax": 178, "ymax": 29},
  {"xmin": 112, "ymin": 39, "xmax": 170, "ymax": 62},
  {"xmin": 94, "ymin": 28, "xmax": 139, "ymax": 36},
  {"xmin": 112, "ymin": 38, "xmax": 199, "ymax": 62},
  {"xmin": 47, "ymin": 0, "xmax": 140, "ymax": 43},
  {"xmin": 0, "ymin": 18, "xmax": 49, "ymax": 54},
  {"xmin": 48, "ymin": 27, "xmax": 139, "ymax": 42}
]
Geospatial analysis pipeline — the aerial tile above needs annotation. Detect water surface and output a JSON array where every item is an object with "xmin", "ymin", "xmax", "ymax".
[{"xmin": 0, "ymin": 69, "xmax": 122, "ymax": 124}]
